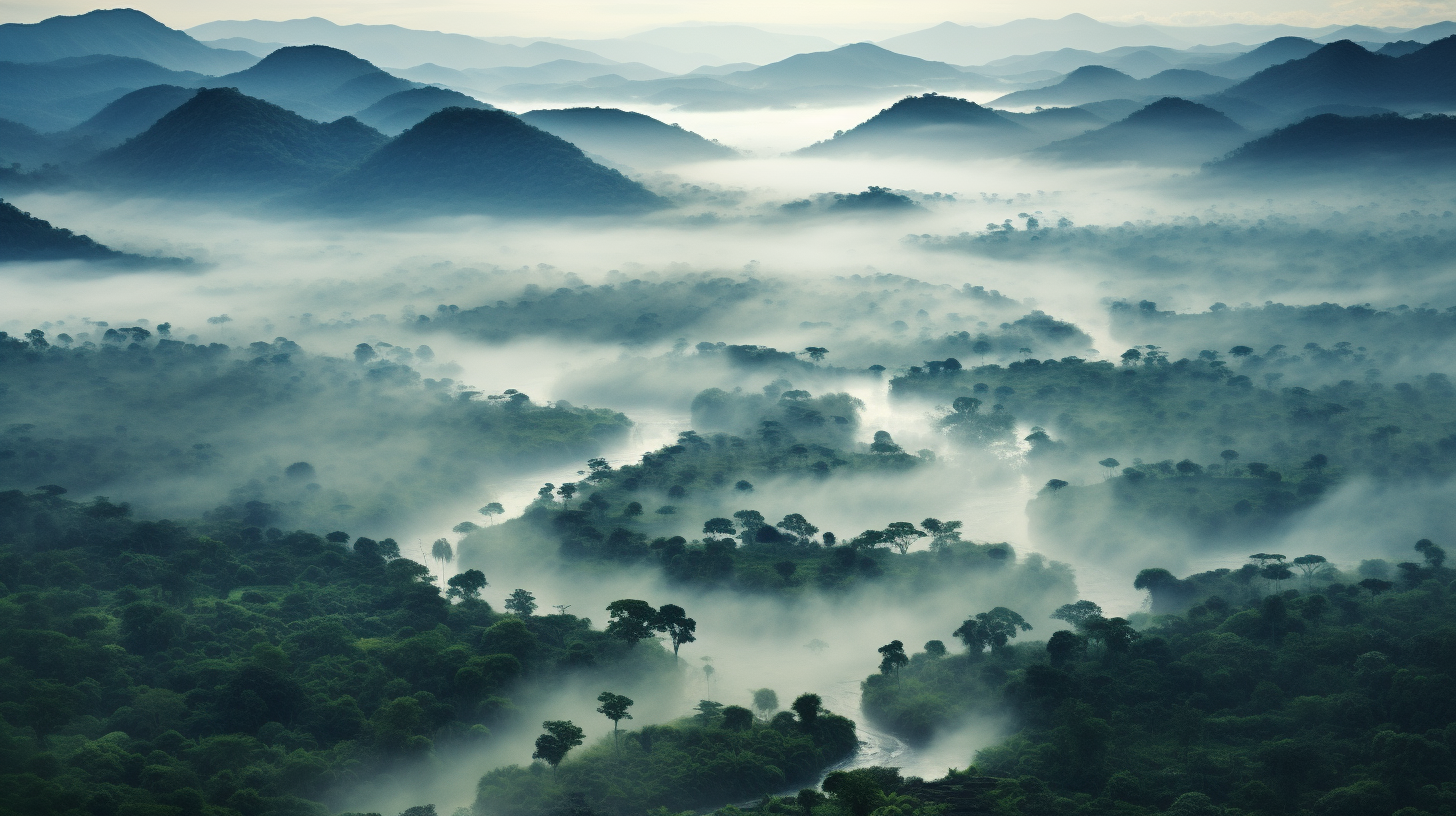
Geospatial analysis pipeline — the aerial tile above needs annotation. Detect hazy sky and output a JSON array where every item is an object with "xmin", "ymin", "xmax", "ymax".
[{"xmin": 2, "ymin": 0, "xmax": 1452, "ymax": 38}]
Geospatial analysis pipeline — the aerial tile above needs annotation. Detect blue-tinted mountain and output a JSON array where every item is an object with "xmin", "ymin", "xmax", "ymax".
[
  {"xmin": 1377, "ymin": 40, "xmax": 1425, "ymax": 57},
  {"xmin": 206, "ymin": 45, "xmax": 418, "ymax": 120},
  {"xmin": 0, "ymin": 55, "xmax": 202, "ymax": 131},
  {"xmin": 1203, "ymin": 37, "xmax": 1320, "ymax": 78},
  {"xmin": 722, "ymin": 43, "xmax": 990, "ymax": 89},
  {"xmin": 997, "ymin": 105, "xmax": 1106, "ymax": 140},
  {"xmin": 66, "ymin": 85, "xmax": 197, "ymax": 150},
  {"xmin": 878, "ymin": 14, "xmax": 1190, "ymax": 64},
  {"xmin": 799, "ymin": 93, "xmax": 1031, "ymax": 156},
  {"xmin": 88, "ymin": 87, "xmax": 387, "ymax": 194},
  {"xmin": 0, "ymin": 118, "xmax": 59, "ymax": 168},
  {"xmin": 315, "ymin": 107, "xmax": 666, "ymax": 215},
  {"xmin": 1208, "ymin": 113, "xmax": 1456, "ymax": 175},
  {"xmin": 518, "ymin": 107, "xmax": 736, "ymax": 168},
  {"xmin": 1223, "ymin": 37, "xmax": 1456, "ymax": 111},
  {"xmin": 0, "ymin": 9, "xmax": 255, "ymax": 74},
  {"xmin": 354, "ymin": 87, "xmax": 492, "ymax": 135},
  {"xmin": 188, "ymin": 17, "xmax": 609, "ymax": 71},
  {"xmin": 1035, "ymin": 97, "xmax": 1246, "ymax": 164},
  {"xmin": 993, "ymin": 65, "xmax": 1232, "ymax": 107},
  {"xmin": 0, "ymin": 197, "xmax": 125, "ymax": 261}
]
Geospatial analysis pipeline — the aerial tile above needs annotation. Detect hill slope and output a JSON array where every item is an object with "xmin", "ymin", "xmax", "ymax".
[
  {"xmin": 993, "ymin": 65, "xmax": 1232, "ymax": 107},
  {"xmin": 88, "ymin": 87, "xmax": 388, "ymax": 194},
  {"xmin": 0, "ymin": 55, "xmax": 202, "ymax": 131},
  {"xmin": 723, "ymin": 43, "xmax": 987, "ymax": 89},
  {"xmin": 1224, "ymin": 37, "xmax": 1456, "ymax": 111},
  {"xmin": 799, "ymin": 93, "xmax": 1031, "ymax": 156},
  {"xmin": 354, "ymin": 86, "xmax": 491, "ymax": 135},
  {"xmin": 0, "ymin": 198, "xmax": 125, "ymax": 262},
  {"xmin": 1204, "ymin": 36, "xmax": 1321, "ymax": 78},
  {"xmin": 1208, "ymin": 112, "xmax": 1456, "ymax": 175},
  {"xmin": 315, "ymin": 107, "xmax": 666, "ymax": 215},
  {"xmin": 1035, "ymin": 97, "xmax": 1246, "ymax": 164},
  {"xmin": 879, "ymin": 14, "xmax": 1190, "ymax": 64},
  {"xmin": 207, "ymin": 45, "xmax": 417, "ymax": 120},
  {"xmin": 518, "ymin": 107, "xmax": 736, "ymax": 168},
  {"xmin": 66, "ymin": 85, "xmax": 197, "ymax": 150},
  {"xmin": 0, "ymin": 9, "xmax": 255, "ymax": 74},
  {"xmin": 188, "ymin": 17, "xmax": 607, "ymax": 70}
]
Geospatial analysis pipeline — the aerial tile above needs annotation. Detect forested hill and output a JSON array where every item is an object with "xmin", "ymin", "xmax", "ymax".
[
  {"xmin": 0, "ymin": 328, "xmax": 631, "ymax": 531},
  {"xmin": 0, "ymin": 198, "xmax": 126, "ymax": 262},
  {"xmin": 0, "ymin": 489, "xmax": 674, "ymax": 816},
  {"xmin": 854, "ymin": 543, "xmax": 1456, "ymax": 816}
]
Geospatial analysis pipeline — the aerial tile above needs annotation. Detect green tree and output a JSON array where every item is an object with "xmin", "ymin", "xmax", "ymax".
[
  {"xmin": 882, "ymin": 522, "xmax": 926, "ymax": 555},
  {"xmin": 796, "ymin": 788, "xmax": 826, "ymax": 815},
  {"xmin": 655, "ymin": 603, "xmax": 697, "ymax": 657},
  {"xmin": 694, "ymin": 700, "xmax": 724, "ymax": 725},
  {"xmin": 703, "ymin": 517, "xmax": 735, "ymax": 536},
  {"xmin": 431, "ymin": 538, "xmax": 453, "ymax": 569},
  {"xmin": 532, "ymin": 720, "xmax": 584, "ymax": 767},
  {"xmin": 792, "ymin": 693, "xmax": 822, "ymax": 724},
  {"xmin": 505, "ymin": 588, "xmax": 537, "ymax": 616},
  {"xmin": 1051, "ymin": 600, "xmax": 1104, "ymax": 629},
  {"xmin": 877, "ymin": 640, "xmax": 908, "ymax": 681},
  {"xmin": 478, "ymin": 502, "xmax": 504, "ymax": 523},
  {"xmin": 953, "ymin": 607, "xmax": 1031, "ymax": 654},
  {"xmin": 445, "ymin": 569, "xmax": 487, "ymax": 601},
  {"xmin": 721, "ymin": 705, "xmax": 753, "ymax": 730},
  {"xmin": 752, "ymin": 688, "xmax": 779, "ymax": 720},
  {"xmin": 596, "ymin": 692, "xmax": 634, "ymax": 749},
  {"xmin": 606, "ymin": 599, "xmax": 658, "ymax": 646}
]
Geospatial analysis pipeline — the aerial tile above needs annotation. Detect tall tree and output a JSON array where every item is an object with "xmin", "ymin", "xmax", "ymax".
[
  {"xmin": 877, "ymin": 640, "xmax": 908, "ymax": 681},
  {"xmin": 532, "ymin": 720, "xmax": 584, "ymax": 768},
  {"xmin": 605, "ymin": 599, "xmax": 657, "ymax": 646},
  {"xmin": 595, "ymin": 691, "xmax": 633, "ymax": 749},
  {"xmin": 505, "ymin": 589, "xmax": 537, "ymax": 616},
  {"xmin": 752, "ymin": 688, "xmax": 779, "ymax": 720},
  {"xmin": 655, "ymin": 603, "xmax": 697, "ymax": 657}
]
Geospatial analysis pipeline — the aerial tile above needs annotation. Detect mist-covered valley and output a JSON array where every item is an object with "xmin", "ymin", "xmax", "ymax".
[{"xmin": 4, "ymin": 6, "xmax": 1456, "ymax": 816}]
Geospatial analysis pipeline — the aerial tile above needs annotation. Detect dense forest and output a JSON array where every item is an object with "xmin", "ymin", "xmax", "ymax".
[
  {"xmin": 0, "ymin": 488, "xmax": 677, "ymax": 816},
  {"xmin": 0, "ymin": 328, "xmax": 630, "ymax": 530},
  {"xmin": 841, "ymin": 542, "xmax": 1456, "ymax": 816}
]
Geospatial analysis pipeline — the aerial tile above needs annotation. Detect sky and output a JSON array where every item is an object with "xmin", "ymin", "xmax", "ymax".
[{"xmin": 2, "ymin": 0, "xmax": 1454, "ymax": 39}]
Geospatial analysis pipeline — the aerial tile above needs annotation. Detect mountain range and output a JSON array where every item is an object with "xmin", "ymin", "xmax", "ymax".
[
  {"xmin": 0, "ymin": 55, "xmax": 202, "ymax": 131},
  {"xmin": 0, "ymin": 9, "xmax": 256, "ymax": 74},
  {"xmin": 354, "ymin": 87, "xmax": 493, "ymax": 135},
  {"xmin": 992, "ymin": 65, "xmax": 1233, "ymax": 108},
  {"xmin": 1034, "ymin": 96, "xmax": 1247, "ymax": 164},
  {"xmin": 798, "ymin": 93, "xmax": 1031, "ymax": 156},
  {"xmin": 1218, "ymin": 37, "xmax": 1456, "ymax": 112},
  {"xmin": 201, "ymin": 45, "xmax": 418, "ymax": 121},
  {"xmin": 1209, "ymin": 112, "xmax": 1456, "ymax": 175},
  {"xmin": 87, "ymin": 87, "xmax": 388, "ymax": 193},
  {"xmin": 313, "ymin": 107, "xmax": 666, "ymax": 215},
  {"xmin": 187, "ymin": 17, "xmax": 608, "ymax": 71},
  {"xmin": 518, "ymin": 108, "xmax": 737, "ymax": 168}
]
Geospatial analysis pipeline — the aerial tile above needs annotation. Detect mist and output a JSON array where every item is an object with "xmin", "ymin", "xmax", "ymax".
[{"xmin": 5, "ymin": 11, "xmax": 1456, "ymax": 816}]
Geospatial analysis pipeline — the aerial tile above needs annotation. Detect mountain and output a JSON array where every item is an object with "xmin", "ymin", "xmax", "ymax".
[
  {"xmin": 88, "ymin": 87, "xmax": 388, "ymax": 194},
  {"xmin": 482, "ymin": 35, "xmax": 722, "ymax": 74},
  {"xmin": 187, "ymin": 17, "xmax": 608, "ymax": 70},
  {"xmin": 974, "ymin": 44, "xmax": 1242, "ymax": 79},
  {"xmin": 0, "ymin": 9, "xmax": 256, "ymax": 74},
  {"xmin": 879, "ymin": 14, "xmax": 1192, "ymax": 64},
  {"xmin": 1314, "ymin": 25, "xmax": 1405, "ymax": 44},
  {"xmin": 199, "ymin": 37, "xmax": 282, "ymax": 58},
  {"xmin": 518, "ymin": 107, "xmax": 737, "ymax": 168},
  {"xmin": 313, "ymin": 107, "xmax": 666, "ymax": 215},
  {"xmin": 354, "ymin": 87, "xmax": 492, "ymax": 135},
  {"xmin": 992, "ymin": 65, "xmax": 1232, "ymax": 107},
  {"xmin": 798, "ymin": 93, "xmax": 1029, "ymax": 156},
  {"xmin": 1208, "ymin": 112, "xmax": 1456, "ymax": 175},
  {"xmin": 996, "ymin": 105, "xmax": 1106, "ymax": 140},
  {"xmin": 1202, "ymin": 37, "xmax": 1321, "ymax": 78},
  {"xmin": 722, "ymin": 43, "xmax": 989, "ymax": 89},
  {"xmin": 1223, "ymin": 37, "xmax": 1456, "ymax": 112},
  {"xmin": 0, "ymin": 55, "xmax": 203, "ymax": 131},
  {"xmin": 205, "ymin": 45, "xmax": 418, "ymax": 120},
  {"xmin": 0, "ymin": 198, "xmax": 126, "ymax": 262},
  {"xmin": 1403, "ymin": 21, "xmax": 1456, "ymax": 42},
  {"xmin": 1377, "ymin": 40, "xmax": 1426, "ymax": 57},
  {"xmin": 0, "ymin": 118, "xmax": 58, "ymax": 168},
  {"xmin": 66, "ymin": 85, "xmax": 197, "ymax": 150},
  {"xmin": 397, "ymin": 60, "xmax": 670, "ymax": 94},
  {"xmin": 622, "ymin": 25, "xmax": 837, "ymax": 65},
  {"xmin": 1035, "ymin": 96, "xmax": 1246, "ymax": 164}
]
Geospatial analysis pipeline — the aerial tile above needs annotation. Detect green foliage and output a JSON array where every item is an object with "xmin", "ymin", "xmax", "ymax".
[
  {"xmin": 0, "ymin": 198, "xmax": 132, "ymax": 262},
  {"xmin": 0, "ymin": 489, "xmax": 669, "ymax": 816},
  {"xmin": 862, "ymin": 559, "xmax": 1456, "ymax": 815},
  {"xmin": 475, "ymin": 705, "xmax": 857, "ymax": 815},
  {"xmin": 0, "ymin": 328, "xmax": 630, "ymax": 529}
]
